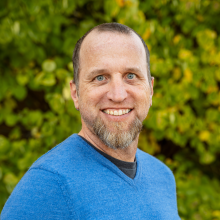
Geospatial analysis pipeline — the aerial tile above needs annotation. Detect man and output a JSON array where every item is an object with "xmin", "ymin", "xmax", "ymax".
[{"xmin": 1, "ymin": 23, "xmax": 180, "ymax": 219}]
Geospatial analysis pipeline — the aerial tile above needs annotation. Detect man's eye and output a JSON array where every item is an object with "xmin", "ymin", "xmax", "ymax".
[
  {"xmin": 96, "ymin": 75, "xmax": 105, "ymax": 81},
  {"xmin": 127, "ymin": 73, "xmax": 135, "ymax": 79}
]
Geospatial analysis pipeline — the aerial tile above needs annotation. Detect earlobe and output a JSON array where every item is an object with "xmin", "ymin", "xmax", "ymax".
[{"xmin": 69, "ymin": 80, "xmax": 79, "ymax": 110}]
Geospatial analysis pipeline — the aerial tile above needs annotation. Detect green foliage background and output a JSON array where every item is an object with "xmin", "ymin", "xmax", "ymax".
[{"xmin": 0, "ymin": 0, "xmax": 220, "ymax": 219}]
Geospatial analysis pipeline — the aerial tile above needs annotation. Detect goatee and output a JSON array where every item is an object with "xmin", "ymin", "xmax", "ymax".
[{"xmin": 92, "ymin": 116, "xmax": 143, "ymax": 150}]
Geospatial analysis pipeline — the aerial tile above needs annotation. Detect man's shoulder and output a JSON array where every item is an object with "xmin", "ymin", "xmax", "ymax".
[
  {"xmin": 136, "ymin": 148, "xmax": 165, "ymax": 167},
  {"xmin": 29, "ymin": 134, "xmax": 86, "ymax": 173},
  {"xmin": 136, "ymin": 148, "xmax": 175, "ymax": 179}
]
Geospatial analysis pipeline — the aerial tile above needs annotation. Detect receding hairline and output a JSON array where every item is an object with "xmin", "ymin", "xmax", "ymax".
[
  {"xmin": 78, "ymin": 28, "xmax": 148, "ymax": 71},
  {"xmin": 85, "ymin": 27, "xmax": 141, "ymax": 42}
]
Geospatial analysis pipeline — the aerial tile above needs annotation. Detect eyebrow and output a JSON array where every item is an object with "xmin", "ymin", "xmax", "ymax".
[
  {"xmin": 88, "ymin": 69, "xmax": 110, "ymax": 78},
  {"xmin": 124, "ymin": 67, "xmax": 142, "ymax": 74},
  {"xmin": 88, "ymin": 67, "xmax": 142, "ymax": 78}
]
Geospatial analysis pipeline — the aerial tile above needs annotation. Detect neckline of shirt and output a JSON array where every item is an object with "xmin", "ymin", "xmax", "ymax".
[{"xmin": 78, "ymin": 135, "xmax": 137, "ymax": 179}]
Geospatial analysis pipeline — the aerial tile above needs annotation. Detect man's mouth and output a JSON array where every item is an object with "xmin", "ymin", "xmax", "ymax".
[{"xmin": 102, "ymin": 109, "xmax": 132, "ymax": 116}]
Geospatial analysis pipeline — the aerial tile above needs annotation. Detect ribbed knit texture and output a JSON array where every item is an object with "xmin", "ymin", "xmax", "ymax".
[{"xmin": 1, "ymin": 134, "xmax": 180, "ymax": 220}]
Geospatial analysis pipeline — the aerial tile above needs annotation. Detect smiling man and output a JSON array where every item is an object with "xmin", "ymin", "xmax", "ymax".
[{"xmin": 1, "ymin": 23, "xmax": 180, "ymax": 219}]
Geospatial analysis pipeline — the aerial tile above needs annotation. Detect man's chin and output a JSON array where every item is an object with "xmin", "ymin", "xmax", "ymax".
[
  {"xmin": 92, "ymin": 117, "xmax": 143, "ymax": 150},
  {"xmin": 103, "ymin": 122, "xmax": 131, "ymax": 133}
]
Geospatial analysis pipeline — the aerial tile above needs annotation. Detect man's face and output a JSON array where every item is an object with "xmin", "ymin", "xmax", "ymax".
[{"xmin": 71, "ymin": 31, "xmax": 154, "ymax": 149}]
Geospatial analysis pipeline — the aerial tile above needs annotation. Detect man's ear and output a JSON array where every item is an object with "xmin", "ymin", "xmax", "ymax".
[
  {"xmin": 150, "ymin": 77, "xmax": 154, "ymax": 106},
  {"xmin": 150, "ymin": 77, "xmax": 154, "ymax": 97},
  {"xmin": 70, "ymin": 80, "xmax": 79, "ymax": 110}
]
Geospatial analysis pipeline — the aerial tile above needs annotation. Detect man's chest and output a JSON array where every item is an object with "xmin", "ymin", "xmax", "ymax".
[{"xmin": 66, "ymin": 171, "xmax": 179, "ymax": 220}]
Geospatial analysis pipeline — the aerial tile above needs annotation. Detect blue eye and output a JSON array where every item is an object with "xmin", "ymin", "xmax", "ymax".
[
  {"xmin": 96, "ymin": 75, "xmax": 104, "ymax": 81},
  {"xmin": 127, "ymin": 73, "xmax": 135, "ymax": 79}
]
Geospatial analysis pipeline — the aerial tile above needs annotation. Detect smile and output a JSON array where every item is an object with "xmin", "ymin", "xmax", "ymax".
[{"xmin": 102, "ymin": 109, "xmax": 132, "ymax": 116}]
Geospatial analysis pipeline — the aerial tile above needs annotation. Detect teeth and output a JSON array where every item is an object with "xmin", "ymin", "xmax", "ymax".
[{"xmin": 103, "ymin": 109, "xmax": 131, "ymax": 116}]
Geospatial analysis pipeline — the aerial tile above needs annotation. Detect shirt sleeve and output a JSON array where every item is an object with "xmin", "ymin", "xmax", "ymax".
[{"xmin": 1, "ymin": 168, "xmax": 72, "ymax": 220}]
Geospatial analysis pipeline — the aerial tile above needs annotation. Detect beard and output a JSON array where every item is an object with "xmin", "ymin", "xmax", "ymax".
[{"xmin": 81, "ymin": 112, "xmax": 143, "ymax": 150}]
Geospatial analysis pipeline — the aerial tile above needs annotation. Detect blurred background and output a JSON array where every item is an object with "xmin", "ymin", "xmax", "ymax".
[{"xmin": 0, "ymin": 0, "xmax": 220, "ymax": 219}]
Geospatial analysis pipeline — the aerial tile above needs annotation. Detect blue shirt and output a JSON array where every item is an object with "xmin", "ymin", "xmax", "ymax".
[{"xmin": 1, "ymin": 134, "xmax": 180, "ymax": 219}]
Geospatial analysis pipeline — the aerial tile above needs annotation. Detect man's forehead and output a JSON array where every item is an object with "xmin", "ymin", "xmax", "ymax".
[{"xmin": 80, "ymin": 30, "xmax": 145, "ymax": 55}]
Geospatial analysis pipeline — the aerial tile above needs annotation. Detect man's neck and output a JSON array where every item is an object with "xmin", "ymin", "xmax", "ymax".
[{"xmin": 78, "ymin": 128, "xmax": 138, "ymax": 162}]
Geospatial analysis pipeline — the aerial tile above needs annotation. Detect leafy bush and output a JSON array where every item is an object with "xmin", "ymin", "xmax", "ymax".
[{"xmin": 0, "ymin": 0, "xmax": 220, "ymax": 219}]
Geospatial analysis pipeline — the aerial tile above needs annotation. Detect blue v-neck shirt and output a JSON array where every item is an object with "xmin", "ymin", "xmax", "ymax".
[{"xmin": 1, "ymin": 134, "xmax": 180, "ymax": 219}]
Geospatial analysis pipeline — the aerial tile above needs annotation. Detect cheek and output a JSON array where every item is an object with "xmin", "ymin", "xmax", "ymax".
[
  {"xmin": 79, "ymin": 87, "xmax": 105, "ymax": 110},
  {"xmin": 134, "ymin": 90, "xmax": 151, "ymax": 115},
  {"xmin": 139, "ymin": 96, "xmax": 150, "ymax": 110}
]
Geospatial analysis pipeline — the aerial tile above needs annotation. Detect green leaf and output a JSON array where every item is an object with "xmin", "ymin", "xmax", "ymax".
[
  {"xmin": 0, "ymin": 18, "xmax": 13, "ymax": 44},
  {"xmin": 35, "ymin": 72, "xmax": 56, "ymax": 86},
  {"xmin": 5, "ymin": 114, "xmax": 18, "ymax": 127},
  {"xmin": 200, "ymin": 151, "xmax": 215, "ymax": 164},
  {"xmin": 104, "ymin": 0, "xmax": 120, "ymax": 18},
  {"xmin": 42, "ymin": 60, "xmax": 56, "ymax": 72},
  {"xmin": 0, "ymin": 136, "xmax": 10, "ymax": 154},
  {"xmin": 12, "ymin": 85, "xmax": 27, "ymax": 100},
  {"xmin": 45, "ymin": 93, "xmax": 65, "ymax": 114},
  {"xmin": 3, "ymin": 173, "xmax": 19, "ymax": 186},
  {"xmin": 16, "ymin": 73, "xmax": 29, "ymax": 86}
]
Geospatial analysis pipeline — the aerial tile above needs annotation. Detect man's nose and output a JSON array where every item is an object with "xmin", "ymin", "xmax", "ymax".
[{"xmin": 107, "ymin": 76, "xmax": 128, "ymax": 102}]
